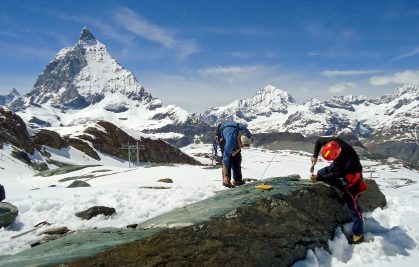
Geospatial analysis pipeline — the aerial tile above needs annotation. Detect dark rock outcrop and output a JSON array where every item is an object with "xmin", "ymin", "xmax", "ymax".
[
  {"xmin": 0, "ymin": 176, "xmax": 386, "ymax": 267},
  {"xmin": 0, "ymin": 202, "xmax": 18, "ymax": 229},
  {"xmin": 67, "ymin": 180, "xmax": 91, "ymax": 188},
  {"xmin": 32, "ymin": 129, "xmax": 68, "ymax": 150},
  {"xmin": 75, "ymin": 206, "xmax": 116, "ymax": 220},
  {"xmin": 65, "ymin": 137, "xmax": 101, "ymax": 161},
  {"xmin": 78, "ymin": 120, "xmax": 200, "ymax": 165},
  {"xmin": 0, "ymin": 106, "xmax": 34, "ymax": 154}
]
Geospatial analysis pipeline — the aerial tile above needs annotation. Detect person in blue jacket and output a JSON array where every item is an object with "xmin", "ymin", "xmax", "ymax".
[{"xmin": 214, "ymin": 121, "xmax": 253, "ymax": 188}]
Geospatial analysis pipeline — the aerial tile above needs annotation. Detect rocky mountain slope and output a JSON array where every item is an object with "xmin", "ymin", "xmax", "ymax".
[{"xmin": 0, "ymin": 107, "xmax": 199, "ymax": 172}]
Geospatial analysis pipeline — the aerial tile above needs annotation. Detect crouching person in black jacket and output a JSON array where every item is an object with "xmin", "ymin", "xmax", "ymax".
[{"xmin": 310, "ymin": 137, "xmax": 368, "ymax": 244}]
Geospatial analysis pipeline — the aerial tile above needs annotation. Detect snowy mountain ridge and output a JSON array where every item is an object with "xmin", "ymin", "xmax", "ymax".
[
  {"xmin": 196, "ymin": 84, "xmax": 418, "ymax": 143},
  {"xmin": 1, "ymin": 27, "xmax": 417, "ymax": 156}
]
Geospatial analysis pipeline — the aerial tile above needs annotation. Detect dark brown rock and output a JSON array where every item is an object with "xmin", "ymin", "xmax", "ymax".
[
  {"xmin": 65, "ymin": 137, "xmax": 100, "ymax": 160},
  {"xmin": 40, "ymin": 226, "xmax": 70, "ymax": 235},
  {"xmin": 76, "ymin": 120, "xmax": 200, "ymax": 165},
  {"xmin": 0, "ymin": 106, "xmax": 34, "ymax": 153},
  {"xmin": 75, "ymin": 206, "xmax": 116, "ymax": 220},
  {"xmin": 32, "ymin": 129, "xmax": 68, "ymax": 150},
  {"xmin": 157, "ymin": 178, "xmax": 173, "ymax": 183}
]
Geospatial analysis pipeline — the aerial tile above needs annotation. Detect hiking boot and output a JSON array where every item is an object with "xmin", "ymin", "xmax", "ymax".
[
  {"xmin": 233, "ymin": 180, "xmax": 245, "ymax": 186},
  {"xmin": 348, "ymin": 234, "xmax": 364, "ymax": 244},
  {"xmin": 222, "ymin": 177, "xmax": 234, "ymax": 188}
]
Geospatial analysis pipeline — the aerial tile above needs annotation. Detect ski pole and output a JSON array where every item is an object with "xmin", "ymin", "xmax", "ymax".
[
  {"xmin": 260, "ymin": 152, "xmax": 277, "ymax": 180},
  {"xmin": 11, "ymin": 221, "xmax": 51, "ymax": 239}
]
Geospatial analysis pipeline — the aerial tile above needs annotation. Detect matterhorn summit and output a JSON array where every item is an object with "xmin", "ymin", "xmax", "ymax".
[
  {"xmin": 79, "ymin": 26, "xmax": 97, "ymax": 45},
  {"xmin": 8, "ymin": 27, "xmax": 188, "ymax": 137},
  {"xmin": 26, "ymin": 27, "xmax": 155, "ymax": 109}
]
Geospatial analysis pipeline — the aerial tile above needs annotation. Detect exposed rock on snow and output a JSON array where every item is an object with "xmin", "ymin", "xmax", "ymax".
[
  {"xmin": 67, "ymin": 180, "xmax": 91, "ymax": 188},
  {"xmin": 0, "ymin": 176, "xmax": 386, "ymax": 266},
  {"xmin": 0, "ymin": 106, "xmax": 34, "ymax": 154},
  {"xmin": 75, "ymin": 206, "xmax": 116, "ymax": 220},
  {"xmin": 0, "ymin": 202, "xmax": 18, "ymax": 229}
]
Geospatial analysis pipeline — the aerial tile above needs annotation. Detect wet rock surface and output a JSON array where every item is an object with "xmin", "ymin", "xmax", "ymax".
[
  {"xmin": 0, "ymin": 202, "xmax": 18, "ymax": 229},
  {"xmin": 0, "ymin": 176, "xmax": 386, "ymax": 267}
]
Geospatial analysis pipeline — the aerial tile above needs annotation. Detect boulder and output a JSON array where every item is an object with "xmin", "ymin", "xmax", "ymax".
[
  {"xmin": 75, "ymin": 206, "xmax": 116, "ymax": 220},
  {"xmin": 0, "ymin": 202, "xmax": 18, "ymax": 229},
  {"xmin": 67, "ymin": 180, "xmax": 91, "ymax": 188},
  {"xmin": 0, "ymin": 176, "xmax": 386, "ymax": 267},
  {"xmin": 157, "ymin": 178, "xmax": 173, "ymax": 183},
  {"xmin": 359, "ymin": 179, "xmax": 387, "ymax": 211}
]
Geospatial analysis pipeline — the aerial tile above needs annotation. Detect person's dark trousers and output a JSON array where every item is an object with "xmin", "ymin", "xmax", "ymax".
[
  {"xmin": 220, "ymin": 145, "xmax": 243, "ymax": 182},
  {"xmin": 317, "ymin": 164, "xmax": 363, "ymax": 235},
  {"xmin": 229, "ymin": 152, "xmax": 242, "ymax": 182},
  {"xmin": 344, "ymin": 192, "xmax": 363, "ymax": 235}
]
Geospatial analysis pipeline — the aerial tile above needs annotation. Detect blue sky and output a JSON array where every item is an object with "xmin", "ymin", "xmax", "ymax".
[{"xmin": 1, "ymin": 0, "xmax": 418, "ymax": 112}]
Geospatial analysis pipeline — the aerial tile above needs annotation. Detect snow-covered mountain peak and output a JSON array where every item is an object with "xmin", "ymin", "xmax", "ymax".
[
  {"xmin": 25, "ymin": 27, "xmax": 153, "ymax": 109},
  {"xmin": 377, "ymin": 83, "xmax": 419, "ymax": 104},
  {"xmin": 194, "ymin": 85, "xmax": 296, "ymax": 126},
  {"xmin": 10, "ymin": 88, "xmax": 20, "ymax": 97},
  {"xmin": 0, "ymin": 88, "xmax": 21, "ymax": 106},
  {"xmin": 235, "ymin": 85, "xmax": 295, "ymax": 114},
  {"xmin": 79, "ymin": 27, "xmax": 97, "ymax": 45},
  {"xmin": 257, "ymin": 84, "xmax": 296, "ymax": 103}
]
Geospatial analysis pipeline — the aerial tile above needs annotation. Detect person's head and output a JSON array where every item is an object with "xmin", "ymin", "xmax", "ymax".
[
  {"xmin": 238, "ymin": 134, "xmax": 252, "ymax": 148},
  {"xmin": 321, "ymin": 141, "xmax": 341, "ymax": 161}
]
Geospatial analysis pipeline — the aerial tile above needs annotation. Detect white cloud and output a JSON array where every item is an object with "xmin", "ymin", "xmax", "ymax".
[
  {"xmin": 392, "ymin": 47, "xmax": 419, "ymax": 61},
  {"xmin": 113, "ymin": 7, "xmax": 199, "ymax": 58},
  {"xmin": 0, "ymin": 30, "xmax": 21, "ymax": 38},
  {"xmin": 322, "ymin": 70, "xmax": 382, "ymax": 77},
  {"xmin": 307, "ymin": 50, "xmax": 322, "ymax": 56},
  {"xmin": 231, "ymin": 51, "xmax": 255, "ymax": 59},
  {"xmin": 328, "ymin": 82, "xmax": 357, "ymax": 93},
  {"xmin": 198, "ymin": 65, "xmax": 267, "ymax": 77},
  {"xmin": 264, "ymin": 52, "xmax": 278, "ymax": 59},
  {"xmin": 370, "ymin": 70, "xmax": 419, "ymax": 85}
]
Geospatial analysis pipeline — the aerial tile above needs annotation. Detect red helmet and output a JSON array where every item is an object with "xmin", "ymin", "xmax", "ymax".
[{"xmin": 321, "ymin": 141, "xmax": 341, "ymax": 161}]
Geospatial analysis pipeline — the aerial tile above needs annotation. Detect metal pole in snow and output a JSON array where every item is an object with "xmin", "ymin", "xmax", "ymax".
[
  {"xmin": 128, "ymin": 143, "xmax": 131, "ymax": 168},
  {"xmin": 136, "ymin": 142, "xmax": 139, "ymax": 167}
]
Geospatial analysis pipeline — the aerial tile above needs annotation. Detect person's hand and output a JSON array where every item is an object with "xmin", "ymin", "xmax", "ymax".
[
  {"xmin": 310, "ymin": 174, "xmax": 318, "ymax": 183},
  {"xmin": 232, "ymin": 148, "xmax": 241, "ymax": 156},
  {"xmin": 311, "ymin": 156, "xmax": 318, "ymax": 166}
]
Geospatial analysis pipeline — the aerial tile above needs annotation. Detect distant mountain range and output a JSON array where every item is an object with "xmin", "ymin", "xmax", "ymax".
[
  {"xmin": 1, "ymin": 27, "xmax": 418, "ymax": 167},
  {"xmin": 196, "ymin": 83, "xmax": 418, "ymax": 142}
]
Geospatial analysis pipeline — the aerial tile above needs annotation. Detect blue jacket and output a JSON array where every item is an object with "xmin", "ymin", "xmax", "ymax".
[{"xmin": 219, "ymin": 121, "xmax": 253, "ymax": 167}]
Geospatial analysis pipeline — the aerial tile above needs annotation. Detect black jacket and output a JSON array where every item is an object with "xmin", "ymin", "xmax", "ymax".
[{"xmin": 313, "ymin": 137, "xmax": 362, "ymax": 182}]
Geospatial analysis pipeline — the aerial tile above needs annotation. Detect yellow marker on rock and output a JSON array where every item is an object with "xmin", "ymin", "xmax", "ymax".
[{"xmin": 254, "ymin": 183, "xmax": 273, "ymax": 190}]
